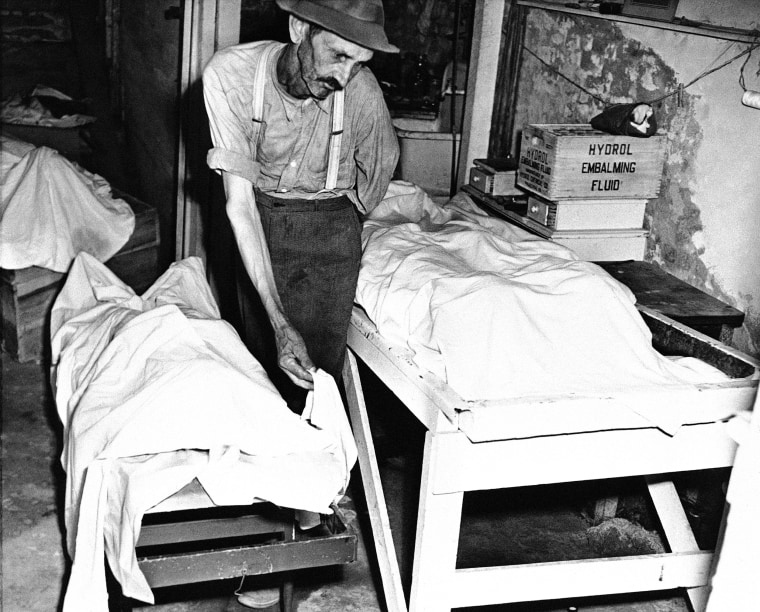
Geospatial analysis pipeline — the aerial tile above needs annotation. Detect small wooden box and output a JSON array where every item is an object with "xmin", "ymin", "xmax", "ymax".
[
  {"xmin": 550, "ymin": 228, "xmax": 648, "ymax": 261},
  {"xmin": 469, "ymin": 158, "xmax": 522, "ymax": 196},
  {"xmin": 1, "ymin": 192, "xmax": 160, "ymax": 363},
  {"xmin": 517, "ymin": 124, "xmax": 666, "ymax": 200},
  {"xmin": 526, "ymin": 195, "xmax": 647, "ymax": 231},
  {"xmin": 622, "ymin": 0, "xmax": 679, "ymax": 22}
]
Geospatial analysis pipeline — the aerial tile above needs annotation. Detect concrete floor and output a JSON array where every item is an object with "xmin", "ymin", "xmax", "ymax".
[{"xmin": 1, "ymin": 352, "xmax": 703, "ymax": 612}]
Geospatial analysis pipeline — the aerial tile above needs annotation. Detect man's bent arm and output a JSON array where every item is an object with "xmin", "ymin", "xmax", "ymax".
[{"xmin": 223, "ymin": 172, "xmax": 314, "ymax": 388}]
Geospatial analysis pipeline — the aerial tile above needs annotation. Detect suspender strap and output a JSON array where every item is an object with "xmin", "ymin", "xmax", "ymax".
[
  {"xmin": 325, "ymin": 89, "xmax": 344, "ymax": 191},
  {"xmin": 251, "ymin": 43, "xmax": 279, "ymax": 147},
  {"xmin": 251, "ymin": 42, "xmax": 345, "ymax": 191}
]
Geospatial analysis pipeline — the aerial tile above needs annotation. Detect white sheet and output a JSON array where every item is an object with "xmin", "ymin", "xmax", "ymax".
[
  {"xmin": 51, "ymin": 252, "xmax": 356, "ymax": 612},
  {"xmin": 706, "ymin": 405, "xmax": 760, "ymax": 610},
  {"xmin": 0, "ymin": 134, "xmax": 134, "ymax": 272},
  {"xmin": 356, "ymin": 182, "xmax": 732, "ymax": 434}
]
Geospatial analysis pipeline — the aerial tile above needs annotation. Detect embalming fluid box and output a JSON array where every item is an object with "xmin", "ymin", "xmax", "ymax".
[{"xmin": 517, "ymin": 124, "xmax": 666, "ymax": 200}]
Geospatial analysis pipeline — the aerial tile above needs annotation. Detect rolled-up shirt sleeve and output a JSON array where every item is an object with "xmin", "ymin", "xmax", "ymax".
[
  {"xmin": 206, "ymin": 147, "xmax": 261, "ymax": 185},
  {"xmin": 202, "ymin": 52, "xmax": 260, "ymax": 184},
  {"xmin": 353, "ymin": 75, "xmax": 399, "ymax": 214}
]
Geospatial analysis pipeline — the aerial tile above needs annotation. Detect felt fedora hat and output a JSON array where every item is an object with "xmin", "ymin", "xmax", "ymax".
[{"xmin": 276, "ymin": 0, "xmax": 399, "ymax": 53}]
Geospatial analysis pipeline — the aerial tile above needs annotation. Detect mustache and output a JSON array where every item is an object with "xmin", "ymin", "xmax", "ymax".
[{"xmin": 318, "ymin": 77, "xmax": 343, "ymax": 91}]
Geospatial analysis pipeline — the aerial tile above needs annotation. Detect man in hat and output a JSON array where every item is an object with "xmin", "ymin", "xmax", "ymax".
[{"xmin": 203, "ymin": 0, "xmax": 399, "ymax": 409}]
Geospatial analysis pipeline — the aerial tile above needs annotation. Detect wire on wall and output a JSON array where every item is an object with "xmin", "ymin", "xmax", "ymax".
[
  {"xmin": 522, "ymin": 46, "xmax": 607, "ymax": 104},
  {"xmin": 522, "ymin": 39, "xmax": 760, "ymax": 108},
  {"xmin": 739, "ymin": 35, "xmax": 760, "ymax": 108}
]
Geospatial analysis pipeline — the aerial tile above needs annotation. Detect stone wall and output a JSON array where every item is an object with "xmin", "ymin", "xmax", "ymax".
[{"xmin": 511, "ymin": 2, "xmax": 760, "ymax": 356}]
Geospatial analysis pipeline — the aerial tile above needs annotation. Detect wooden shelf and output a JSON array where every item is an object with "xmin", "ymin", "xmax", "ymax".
[{"xmin": 516, "ymin": 1, "xmax": 759, "ymax": 43}]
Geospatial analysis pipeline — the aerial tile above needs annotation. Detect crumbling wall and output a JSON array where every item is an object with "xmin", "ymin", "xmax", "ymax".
[
  {"xmin": 512, "ymin": 8, "xmax": 760, "ymax": 356},
  {"xmin": 120, "ymin": 1, "xmax": 181, "ymax": 266}
]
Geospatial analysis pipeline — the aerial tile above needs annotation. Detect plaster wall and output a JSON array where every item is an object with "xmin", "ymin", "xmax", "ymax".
[
  {"xmin": 512, "ymin": 6, "xmax": 760, "ymax": 356},
  {"xmin": 120, "ymin": 1, "xmax": 181, "ymax": 267},
  {"xmin": 681, "ymin": 0, "xmax": 758, "ymax": 28}
]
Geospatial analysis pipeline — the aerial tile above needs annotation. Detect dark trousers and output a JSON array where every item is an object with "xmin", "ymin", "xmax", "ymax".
[{"xmin": 236, "ymin": 190, "xmax": 362, "ymax": 411}]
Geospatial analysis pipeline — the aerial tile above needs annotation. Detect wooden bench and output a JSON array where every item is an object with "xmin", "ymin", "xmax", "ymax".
[{"xmin": 111, "ymin": 481, "xmax": 357, "ymax": 611}]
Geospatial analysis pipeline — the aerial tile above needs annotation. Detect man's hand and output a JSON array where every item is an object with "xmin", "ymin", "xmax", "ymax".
[
  {"xmin": 274, "ymin": 320, "xmax": 315, "ymax": 389},
  {"xmin": 221, "ymin": 174, "xmax": 315, "ymax": 390}
]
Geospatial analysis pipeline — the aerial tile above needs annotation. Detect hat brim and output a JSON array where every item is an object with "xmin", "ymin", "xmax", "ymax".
[{"xmin": 276, "ymin": 0, "xmax": 400, "ymax": 53}]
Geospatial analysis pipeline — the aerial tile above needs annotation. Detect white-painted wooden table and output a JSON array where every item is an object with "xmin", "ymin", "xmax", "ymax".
[{"xmin": 342, "ymin": 306, "xmax": 758, "ymax": 612}]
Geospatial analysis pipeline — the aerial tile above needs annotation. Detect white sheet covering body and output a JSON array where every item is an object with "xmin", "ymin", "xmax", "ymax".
[
  {"xmin": 356, "ymin": 183, "xmax": 732, "ymax": 434},
  {"xmin": 0, "ymin": 134, "xmax": 134, "ymax": 272},
  {"xmin": 51, "ymin": 253, "xmax": 356, "ymax": 612}
]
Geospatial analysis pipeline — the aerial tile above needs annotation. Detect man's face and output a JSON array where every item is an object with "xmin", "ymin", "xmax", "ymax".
[{"xmin": 297, "ymin": 26, "xmax": 374, "ymax": 99}]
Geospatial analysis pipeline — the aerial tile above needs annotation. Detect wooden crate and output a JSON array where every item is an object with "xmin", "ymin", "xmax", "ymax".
[
  {"xmin": 1, "ymin": 192, "xmax": 160, "ymax": 363},
  {"xmin": 517, "ymin": 124, "xmax": 666, "ymax": 200},
  {"xmin": 526, "ymin": 194, "xmax": 647, "ymax": 231},
  {"xmin": 468, "ymin": 158, "xmax": 521, "ymax": 197},
  {"xmin": 550, "ymin": 227, "xmax": 648, "ymax": 261}
]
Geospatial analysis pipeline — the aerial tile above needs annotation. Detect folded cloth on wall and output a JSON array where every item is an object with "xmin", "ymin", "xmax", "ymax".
[
  {"xmin": 590, "ymin": 102, "xmax": 657, "ymax": 137},
  {"xmin": 0, "ymin": 85, "xmax": 96, "ymax": 128},
  {"xmin": 0, "ymin": 134, "xmax": 134, "ymax": 272},
  {"xmin": 51, "ymin": 252, "xmax": 356, "ymax": 612},
  {"xmin": 357, "ymin": 182, "xmax": 731, "ymax": 434}
]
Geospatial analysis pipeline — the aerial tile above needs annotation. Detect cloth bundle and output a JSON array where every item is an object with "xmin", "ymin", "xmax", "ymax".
[
  {"xmin": 590, "ymin": 102, "xmax": 657, "ymax": 137},
  {"xmin": 52, "ymin": 253, "xmax": 356, "ymax": 612},
  {"xmin": 356, "ymin": 182, "xmax": 729, "ymax": 434},
  {"xmin": 1, "ymin": 85, "xmax": 95, "ymax": 128},
  {"xmin": 0, "ymin": 134, "xmax": 134, "ymax": 272}
]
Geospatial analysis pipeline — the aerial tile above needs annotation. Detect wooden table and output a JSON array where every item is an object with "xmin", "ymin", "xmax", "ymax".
[
  {"xmin": 344, "ymin": 188, "xmax": 753, "ymax": 611},
  {"xmin": 343, "ymin": 307, "xmax": 759, "ymax": 612}
]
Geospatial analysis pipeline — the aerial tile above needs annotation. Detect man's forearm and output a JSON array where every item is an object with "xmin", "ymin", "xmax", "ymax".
[
  {"xmin": 222, "ymin": 173, "xmax": 287, "ymax": 329},
  {"xmin": 222, "ymin": 172, "xmax": 315, "ymax": 387}
]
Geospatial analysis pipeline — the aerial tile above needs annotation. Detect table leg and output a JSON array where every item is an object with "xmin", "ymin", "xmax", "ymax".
[
  {"xmin": 409, "ymin": 428, "xmax": 464, "ymax": 612},
  {"xmin": 646, "ymin": 477, "xmax": 709, "ymax": 611},
  {"xmin": 342, "ymin": 351, "xmax": 407, "ymax": 612},
  {"xmin": 593, "ymin": 495, "xmax": 619, "ymax": 525}
]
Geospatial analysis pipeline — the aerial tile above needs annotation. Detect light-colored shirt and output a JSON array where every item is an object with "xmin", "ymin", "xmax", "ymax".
[{"xmin": 203, "ymin": 41, "xmax": 399, "ymax": 214}]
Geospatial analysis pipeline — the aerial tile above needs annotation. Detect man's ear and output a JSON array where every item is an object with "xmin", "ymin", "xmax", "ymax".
[{"xmin": 289, "ymin": 15, "xmax": 308, "ymax": 44}]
